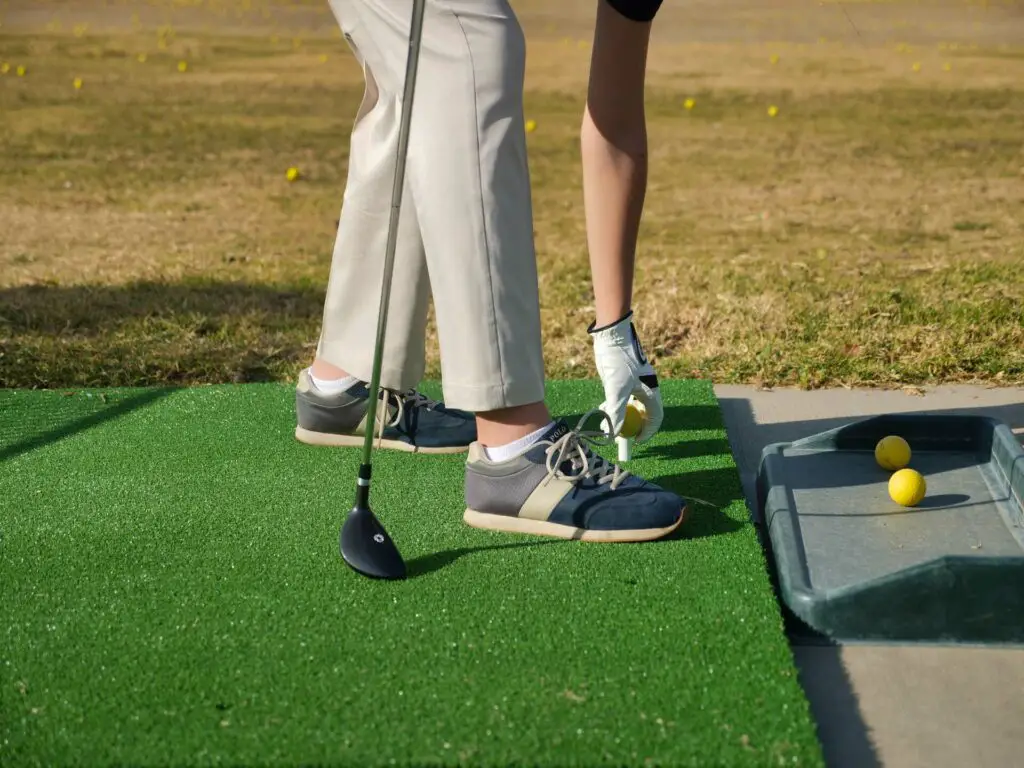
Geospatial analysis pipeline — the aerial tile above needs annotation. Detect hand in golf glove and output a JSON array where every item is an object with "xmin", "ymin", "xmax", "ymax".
[{"xmin": 589, "ymin": 310, "xmax": 663, "ymax": 443}]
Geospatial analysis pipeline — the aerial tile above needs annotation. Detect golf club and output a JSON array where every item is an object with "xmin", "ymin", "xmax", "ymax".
[{"xmin": 340, "ymin": 0, "xmax": 427, "ymax": 581}]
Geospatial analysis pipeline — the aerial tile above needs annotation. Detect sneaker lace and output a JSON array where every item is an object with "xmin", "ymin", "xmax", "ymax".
[
  {"xmin": 543, "ymin": 409, "xmax": 630, "ymax": 491},
  {"xmin": 399, "ymin": 389, "xmax": 440, "ymax": 410},
  {"xmin": 371, "ymin": 388, "xmax": 439, "ymax": 448}
]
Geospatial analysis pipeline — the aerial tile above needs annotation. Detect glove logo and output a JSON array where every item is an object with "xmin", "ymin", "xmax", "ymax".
[{"xmin": 630, "ymin": 322, "xmax": 648, "ymax": 365}]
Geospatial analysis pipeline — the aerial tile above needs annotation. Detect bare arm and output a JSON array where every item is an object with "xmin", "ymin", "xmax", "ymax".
[{"xmin": 581, "ymin": 0, "xmax": 654, "ymax": 327}]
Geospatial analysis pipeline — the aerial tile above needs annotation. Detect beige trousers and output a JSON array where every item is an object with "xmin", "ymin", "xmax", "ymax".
[{"xmin": 317, "ymin": 0, "xmax": 547, "ymax": 412}]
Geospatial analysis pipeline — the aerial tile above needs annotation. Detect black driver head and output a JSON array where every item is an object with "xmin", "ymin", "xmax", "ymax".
[{"xmin": 340, "ymin": 502, "xmax": 406, "ymax": 581}]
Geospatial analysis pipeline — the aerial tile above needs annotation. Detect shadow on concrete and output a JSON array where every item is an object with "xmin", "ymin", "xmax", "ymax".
[{"xmin": 792, "ymin": 645, "xmax": 882, "ymax": 768}]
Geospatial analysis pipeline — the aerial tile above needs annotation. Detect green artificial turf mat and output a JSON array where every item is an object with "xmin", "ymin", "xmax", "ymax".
[{"xmin": 0, "ymin": 380, "xmax": 822, "ymax": 767}]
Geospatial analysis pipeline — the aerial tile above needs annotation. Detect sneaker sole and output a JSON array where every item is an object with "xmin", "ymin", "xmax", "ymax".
[
  {"xmin": 295, "ymin": 426, "xmax": 470, "ymax": 454},
  {"xmin": 462, "ymin": 503, "xmax": 688, "ymax": 543}
]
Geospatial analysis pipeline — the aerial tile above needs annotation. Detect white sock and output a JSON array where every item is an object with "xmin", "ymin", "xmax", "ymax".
[
  {"xmin": 483, "ymin": 422, "xmax": 556, "ymax": 463},
  {"xmin": 308, "ymin": 368, "xmax": 359, "ymax": 395}
]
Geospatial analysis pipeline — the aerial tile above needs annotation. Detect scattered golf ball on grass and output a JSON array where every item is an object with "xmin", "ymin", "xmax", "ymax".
[
  {"xmin": 889, "ymin": 468, "xmax": 927, "ymax": 507},
  {"xmin": 875, "ymin": 435, "xmax": 911, "ymax": 470},
  {"xmin": 286, "ymin": 167, "xmax": 301, "ymax": 182},
  {"xmin": 767, "ymin": 105, "xmax": 779, "ymax": 117},
  {"xmin": 525, "ymin": 119, "xmax": 536, "ymax": 132},
  {"xmin": 684, "ymin": 98, "xmax": 695, "ymax": 110}
]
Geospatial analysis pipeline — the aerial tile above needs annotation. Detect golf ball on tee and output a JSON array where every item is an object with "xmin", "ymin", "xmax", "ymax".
[{"xmin": 619, "ymin": 399, "xmax": 646, "ymax": 439}]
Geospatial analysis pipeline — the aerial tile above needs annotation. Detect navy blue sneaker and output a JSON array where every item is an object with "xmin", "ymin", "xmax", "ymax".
[
  {"xmin": 295, "ymin": 369, "xmax": 477, "ymax": 453},
  {"xmin": 463, "ymin": 414, "xmax": 686, "ymax": 542}
]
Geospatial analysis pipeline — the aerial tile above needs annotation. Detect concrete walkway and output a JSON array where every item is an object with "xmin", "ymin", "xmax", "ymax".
[{"xmin": 713, "ymin": 385, "xmax": 1024, "ymax": 768}]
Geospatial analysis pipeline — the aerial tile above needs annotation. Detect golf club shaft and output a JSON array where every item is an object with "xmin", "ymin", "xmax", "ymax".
[{"xmin": 359, "ymin": 0, "xmax": 428, "ymax": 474}]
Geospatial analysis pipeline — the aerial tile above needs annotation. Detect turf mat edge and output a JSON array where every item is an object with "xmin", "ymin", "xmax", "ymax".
[{"xmin": 0, "ymin": 380, "xmax": 823, "ymax": 766}]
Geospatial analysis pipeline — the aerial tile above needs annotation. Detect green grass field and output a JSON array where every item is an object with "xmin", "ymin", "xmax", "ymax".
[
  {"xmin": 0, "ymin": 380, "xmax": 823, "ymax": 766},
  {"xmin": 2, "ymin": 0, "xmax": 1023, "ymax": 390}
]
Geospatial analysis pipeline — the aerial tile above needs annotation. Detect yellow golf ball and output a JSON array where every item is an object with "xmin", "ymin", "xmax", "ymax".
[
  {"xmin": 286, "ymin": 167, "xmax": 301, "ymax": 182},
  {"xmin": 889, "ymin": 468, "xmax": 926, "ymax": 507},
  {"xmin": 684, "ymin": 98, "xmax": 695, "ymax": 110},
  {"xmin": 525, "ymin": 119, "xmax": 537, "ymax": 133},
  {"xmin": 875, "ymin": 435, "xmax": 911, "ymax": 471},
  {"xmin": 619, "ymin": 399, "xmax": 647, "ymax": 439},
  {"xmin": 767, "ymin": 105, "xmax": 779, "ymax": 117}
]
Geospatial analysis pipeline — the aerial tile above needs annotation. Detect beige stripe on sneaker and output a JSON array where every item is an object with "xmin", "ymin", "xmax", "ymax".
[
  {"xmin": 519, "ymin": 474, "xmax": 574, "ymax": 521},
  {"xmin": 356, "ymin": 401, "xmax": 396, "ymax": 434}
]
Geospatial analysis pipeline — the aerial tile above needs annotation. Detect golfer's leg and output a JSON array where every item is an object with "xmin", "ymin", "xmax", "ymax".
[
  {"xmin": 329, "ymin": 0, "xmax": 550, "ymax": 445},
  {"xmin": 408, "ymin": 0, "xmax": 547, "ymax": 414},
  {"xmin": 314, "ymin": 2, "xmax": 431, "ymax": 391}
]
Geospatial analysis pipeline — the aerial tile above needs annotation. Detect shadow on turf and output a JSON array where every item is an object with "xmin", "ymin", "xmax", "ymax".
[
  {"xmin": 406, "ymin": 540, "xmax": 561, "ymax": 578},
  {"xmin": 652, "ymin": 467, "xmax": 748, "ymax": 540},
  {"xmin": 562, "ymin": 404, "xmax": 727, "ymax": 436},
  {"xmin": 0, "ymin": 281, "xmax": 326, "ymax": 386},
  {"xmin": 559, "ymin": 405, "xmax": 749, "ymax": 540},
  {"xmin": 0, "ymin": 388, "xmax": 174, "ymax": 463},
  {"xmin": 561, "ymin": 404, "xmax": 736, "ymax": 465}
]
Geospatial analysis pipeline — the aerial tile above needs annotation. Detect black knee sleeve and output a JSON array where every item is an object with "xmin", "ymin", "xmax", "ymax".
[{"xmin": 603, "ymin": 0, "xmax": 663, "ymax": 23}]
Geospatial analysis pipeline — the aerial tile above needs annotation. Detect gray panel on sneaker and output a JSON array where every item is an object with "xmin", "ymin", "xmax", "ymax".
[
  {"xmin": 295, "ymin": 369, "xmax": 371, "ymax": 435},
  {"xmin": 463, "ymin": 419, "xmax": 686, "ymax": 542},
  {"xmin": 464, "ymin": 449, "xmax": 552, "ymax": 517},
  {"xmin": 294, "ymin": 369, "xmax": 477, "ymax": 453}
]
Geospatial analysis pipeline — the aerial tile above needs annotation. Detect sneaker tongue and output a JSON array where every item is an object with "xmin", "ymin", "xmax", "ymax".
[
  {"xmin": 540, "ymin": 421, "xmax": 584, "ymax": 474},
  {"xmin": 542, "ymin": 420, "xmax": 571, "ymax": 444}
]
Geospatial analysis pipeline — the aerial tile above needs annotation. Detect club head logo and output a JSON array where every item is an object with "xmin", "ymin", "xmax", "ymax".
[{"xmin": 373, "ymin": 533, "xmax": 385, "ymax": 544}]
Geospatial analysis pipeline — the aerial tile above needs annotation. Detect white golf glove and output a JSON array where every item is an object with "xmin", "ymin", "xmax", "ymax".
[{"xmin": 589, "ymin": 310, "xmax": 663, "ymax": 443}]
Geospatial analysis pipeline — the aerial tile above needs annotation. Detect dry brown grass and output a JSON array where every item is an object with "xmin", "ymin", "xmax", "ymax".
[{"xmin": 1, "ymin": 0, "xmax": 1022, "ymax": 389}]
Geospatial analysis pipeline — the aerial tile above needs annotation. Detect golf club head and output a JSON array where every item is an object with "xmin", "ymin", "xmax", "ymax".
[{"xmin": 340, "ymin": 504, "xmax": 406, "ymax": 580}]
